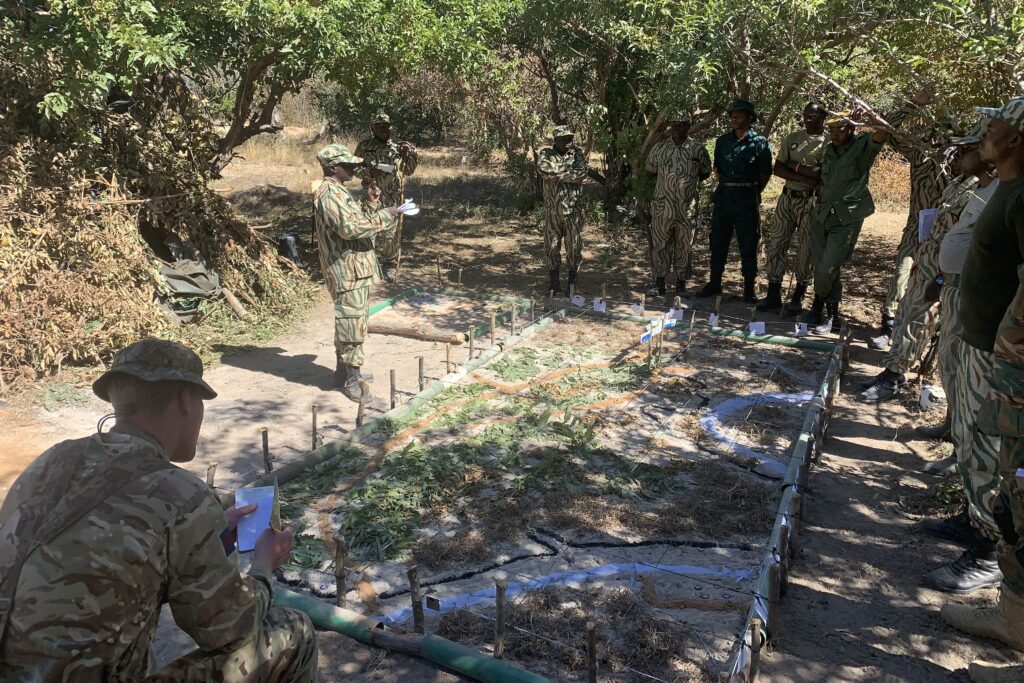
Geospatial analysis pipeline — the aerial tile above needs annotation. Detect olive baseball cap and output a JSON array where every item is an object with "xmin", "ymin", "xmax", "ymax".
[
  {"xmin": 316, "ymin": 144, "xmax": 363, "ymax": 167},
  {"xmin": 93, "ymin": 338, "xmax": 217, "ymax": 401},
  {"xmin": 976, "ymin": 97, "xmax": 1024, "ymax": 133},
  {"xmin": 552, "ymin": 125, "xmax": 574, "ymax": 138},
  {"xmin": 825, "ymin": 111, "xmax": 859, "ymax": 128}
]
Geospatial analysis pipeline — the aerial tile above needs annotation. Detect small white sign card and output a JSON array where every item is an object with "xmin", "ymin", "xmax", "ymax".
[
  {"xmin": 234, "ymin": 486, "xmax": 276, "ymax": 552},
  {"xmin": 918, "ymin": 207, "xmax": 938, "ymax": 241},
  {"xmin": 794, "ymin": 322, "xmax": 809, "ymax": 337},
  {"xmin": 630, "ymin": 303, "xmax": 645, "ymax": 316},
  {"xmin": 748, "ymin": 321, "xmax": 766, "ymax": 335},
  {"xmin": 667, "ymin": 307, "xmax": 688, "ymax": 320},
  {"xmin": 708, "ymin": 313, "xmax": 720, "ymax": 327},
  {"xmin": 592, "ymin": 298, "xmax": 607, "ymax": 312},
  {"xmin": 571, "ymin": 294, "xmax": 586, "ymax": 307}
]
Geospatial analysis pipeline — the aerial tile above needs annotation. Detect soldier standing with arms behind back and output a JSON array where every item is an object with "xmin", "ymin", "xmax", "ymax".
[
  {"xmin": 355, "ymin": 112, "xmax": 418, "ymax": 283},
  {"xmin": 537, "ymin": 125, "xmax": 589, "ymax": 295},
  {"xmin": 315, "ymin": 144, "xmax": 400, "ymax": 403},
  {"xmin": 0, "ymin": 338, "xmax": 316, "ymax": 682},
  {"xmin": 757, "ymin": 102, "xmax": 827, "ymax": 313},
  {"xmin": 644, "ymin": 111, "xmax": 712, "ymax": 298},
  {"xmin": 697, "ymin": 99, "xmax": 772, "ymax": 302}
]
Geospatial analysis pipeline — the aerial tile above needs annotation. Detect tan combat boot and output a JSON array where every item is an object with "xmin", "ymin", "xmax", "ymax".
[
  {"xmin": 941, "ymin": 587, "xmax": 1024, "ymax": 652},
  {"xmin": 967, "ymin": 660, "xmax": 1024, "ymax": 683}
]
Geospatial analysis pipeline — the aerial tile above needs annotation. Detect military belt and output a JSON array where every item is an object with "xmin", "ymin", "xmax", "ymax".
[
  {"xmin": 720, "ymin": 182, "xmax": 757, "ymax": 187},
  {"xmin": 784, "ymin": 187, "xmax": 812, "ymax": 198}
]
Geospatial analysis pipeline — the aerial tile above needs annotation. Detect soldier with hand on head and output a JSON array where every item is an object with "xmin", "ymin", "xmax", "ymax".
[
  {"xmin": 757, "ymin": 102, "xmax": 827, "ymax": 314},
  {"xmin": 0, "ymin": 338, "xmax": 317, "ymax": 682},
  {"xmin": 697, "ymin": 99, "xmax": 773, "ymax": 303},
  {"xmin": 537, "ymin": 124, "xmax": 589, "ymax": 295},
  {"xmin": 644, "ymin": 110, "xmax": 712, "ymax": 298},
  {"xmin": 315, "ymin": 144, "xmax": 401, "ymax": 403},
  {"xmin": 355, "ymin": 111, "xmax": 418, "ymax": 283}
]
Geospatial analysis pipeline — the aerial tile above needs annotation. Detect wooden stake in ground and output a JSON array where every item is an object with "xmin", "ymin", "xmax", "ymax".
[
  {"xmin": 389, "ymin": 369, "xmax": 397, "ymax": 410},
  {"xmin": 684, "ymin": 309, "xmax": 698, "ymax": 357},
  {"xmin": 435, "ymin": 255, "xmax": 443, "ymax": 286},
  {"xmin": 490, "ymin": 312, "xmax": 497, "ymax": 346},
  {"xmin": 530, "ymin": 299, "xmax": 535, "ymax": 324},
  {"xmin": 586, "ymin": 621, "xmax": 598, "ymax": 683},
  {"xmin": 639, "ymin": 293, "xmax": 646, "ymax": 316},
  {"xmin": 418, "ymin": 356, "xmax": 425, "ymax": 392},
  {"xmin": 468, "ymin": 328, "xmax": 475, "ymax": 361},
  {"xmin": 548, "ymin": 289, "xmax": 555, "ymax": 311},
  {"xmin": 355, "ymin": 382, "xmax": 369, "ymax": 427},
  {"xmin": 261, "ymin": 428, "xmax": 272, "ymax": 474},
  {"xmin": 569, "ymin": 283, "xmax": 576, "ymax": 300},
  {"xmin": 750, "ymin": 618, "xmax": 762, "ymax": 681},
  {"xmin": 311, "ymin": 404, "xmax": 318, "ymax": 452},
  {"xmin": 779, "ymin": 531, "xmax": 790, "ymax": 597},
  {"xmin": 495, "ymin": 580, "xmax": 508, "ymax": 659},
  {"xmin": 407, "ymin": 565, "xmax": 425, "ymax": 634},
  {"xmin": 205, "ymin": 462, "xmax": 217, "ymax": 488},
  {"xmin": 601, "ymin": 283, "xmax": 607, "ymax": 300},
  {"xmin": 510, "ymin": 305, "xmax": 517, "ymax": 335},
  {"xmin": 334, "ymin": 535, "xmax": 348, "ymax": 608},
  {"xmin": 791, "ymin": 492, "xmax": 804, "ymax": 556},
  {"xmin": 222, "ymin": 288, "xmax": 248, "ymax": 320},
  {"xmin": 715, "ymin": 295, "xmax": 722, "ymax": 316},
  {"xmin": 768, "ymin": 561, "xmax": 781, "ymax": 635},
  {"xmin": 457, "ymin": 268, "xmax": 463, "ymax": 289}
]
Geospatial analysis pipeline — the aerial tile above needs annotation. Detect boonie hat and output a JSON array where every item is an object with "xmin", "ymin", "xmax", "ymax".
[
  {"xmin": 668, "ymin": 110, "xmax": 693, "ymax": 123},
  {"xmin": 372, "ymin": 111, "xmax": 391, "ymax": 125},
  {"xmin": 552, "ymin": 125, "xmax": 574, "ymax": 138},
  {"xmin": 728, "ymin": 99, "xmax": 757, "ymax": 120},
  {"xmin": 316, "ymin": 144, "xmax": 363, "ymax": 167},
  {"xmin": 93, "ymin": 338, "xmax": 217, "ymax": 401},
  {"xmin": 950, "ymin": 121, "xmax": 986, "ymax": 146},
  {"xmin": 976, "ymin": 97, "xmax": 1024, "ymax": 133}
]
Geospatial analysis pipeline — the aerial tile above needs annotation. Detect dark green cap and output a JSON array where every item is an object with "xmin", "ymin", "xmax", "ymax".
[
  {"xmin": 728, "ymin": 99, "xmax": 757, "ymax": 119},
  {"xmin": 93, "ymin": 338, "xmax": 217, "ymax": 401}
]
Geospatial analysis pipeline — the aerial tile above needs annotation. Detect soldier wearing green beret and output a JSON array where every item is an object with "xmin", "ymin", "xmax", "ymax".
[
  {"xmin": 355, "ymin": 111, "xmax": 418, "ymax": 283},
  {"xmin": 537, "ymin": 125, "xmax": 590, "ymax": 294},
  {"xmin": 0, "ymin": 338, "xmax": 317, "ymax": 682},
  {"xmin": 315, "ymin": 144, "xmax": 401, "ymax": 402}
]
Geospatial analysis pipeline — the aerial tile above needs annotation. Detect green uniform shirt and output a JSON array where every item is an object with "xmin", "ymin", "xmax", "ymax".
[
  {"xmin": 712, "ymin": 129, "xmax": 771, "ymax": 186},
  {"xmin": 776, "ymin": 129, "xmax": 825, "ymax": 192},
  {"xmin": 313, "ymin": 177, "xmax": 394, "ymax": 293},
  {"xmin": 959, "ymin": 175, "xmax": 1024, "ymax": 352},
  {"xmin": 816, "ymin": 132, "xmax": 884, "ymax": 224},
  {"xmin": 354, "ymin": 136, "xmax": 418, "ymax": 205}
]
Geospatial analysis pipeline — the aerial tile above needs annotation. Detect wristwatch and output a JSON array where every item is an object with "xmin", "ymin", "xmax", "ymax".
[{"xmin": 935, "ymin": 275, "xmax": 945, "ymax": 286}]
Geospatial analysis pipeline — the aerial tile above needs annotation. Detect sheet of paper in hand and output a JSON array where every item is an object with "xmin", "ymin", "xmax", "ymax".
[
  {"xmin": 235, "ymin": 486, "xmax": 276, "ymax": 552},
  {"xmin": 376, "ymin": 163, "xmax": 396, "ymax": 173},
  {"xmin": 918, "ymin": 207, "xmax": 938, "ymax": 242},
  {"xmin": 397, "ymin": 198, "xmax": 420, "ymax": 216}
]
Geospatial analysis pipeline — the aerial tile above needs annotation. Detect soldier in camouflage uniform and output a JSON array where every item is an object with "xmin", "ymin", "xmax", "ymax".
[
  {"xmin": 941, "ymin": 97, "xmax": 1024, "ymax": 683},
  {"xmin": 315, "ymin": 144, "xmax": 399, "ymax": 403},
  {"xmin": 537, "ymin": 125, "xmax": 589, "ymax": 294},
  {"xmin": 644, "ymin": 111, "xmax": 712, "ymax": 297},
  {"xmin": 0, "ymin": 338, "xmax": 316, "ymax": 682},
  {"xmin": 355, "ymin": 112, "xmax": 418, "ymax": 283},
  {"xmin": 757, "ymin": 103, "xmax": 827, "ymax": 313}
]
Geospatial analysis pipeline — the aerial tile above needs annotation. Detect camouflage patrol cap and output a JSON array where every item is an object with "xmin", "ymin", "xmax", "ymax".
[
  {"xmin": 552, "ymin": 125, "xmax": 574, "ymax": 138},
  {"xmin": 93, "ymin": 338, "xmax": 217, "ymax": 401},
  {"xmin": 668, "ymin": 111, "xmax": 693, "ymax": 123},
  {"xmin": 951, "ymin": 121, "xmax": 986, "ymax": 146},
  {"xmin": 976, "ymin": 97, "xmax": 1024, "ymax": 133},
  {"xmin": 316, "ymin": 144, "xmax": 363, "ymax": 167},
  {"xmin": 372, "ymin": 111, "xmax": 391, "ymax": 124}
]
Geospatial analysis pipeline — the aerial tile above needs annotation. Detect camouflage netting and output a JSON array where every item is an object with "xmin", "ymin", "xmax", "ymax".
[{"xmin": 0, "ymin": 71, "xmax": 312, "ymax": 388}]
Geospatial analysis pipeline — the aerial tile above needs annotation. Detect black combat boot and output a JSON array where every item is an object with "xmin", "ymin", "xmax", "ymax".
[
  {"xmin": 742, "ymin": 277, "xmax": 757, "ymax": 303},
  {"xmin": 566, "ymin": 267, "xmax": 579, "ymax": 295},
  {"xmin": 785, "ymin": 283, "xmax": 808, "ymax": 315},
  {"xmin": 675, "ymin": 278, "xmax": 687, "ymax": 297},
  {"xmin": 916, "ymin": 410, "xmax": 952, "ymax": 442},
  {"xmin": 920, "ymin": 509, "xmax": 974, "ymax": 545},
  {"xmin": 646, "ymin": 276, "xmax": 667, "ymax": 297},
  {"xmin": 756, "ymin": 282, "xmax": 783, "ymax": 311},
  {"xmin": 812, "ymin": 300, "xmax": 839, "ymax": 335},
  {"xmin": 548, "ymin": 269, "xmax": 560, "ymax": 296},
  {"xmin": 337, "ymin": 363, "xmax": 372, "ymax": 403},
  {"xmin": 858, "ymin": 368, "xmax": 906, "ymax": 403},
  {"xmin": 870, "ymin": 314, "xmax": 896, "ymax": 350},
  {"xmin": 697, "ymin": 276, "xmax": 723, "ymax": 299},
  {"xmin": 804, "ymin": 296, "xmax": 825, "ymax": 326},
  {"xmin": 382, "ymin": 262, "xmax": 398, "ymax": 284},
  {"xmin": 923, "ymin": 536, "xmax": 1003, "ymax": 594}
]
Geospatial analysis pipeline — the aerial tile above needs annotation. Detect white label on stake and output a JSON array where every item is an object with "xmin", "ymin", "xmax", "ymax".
[
  {"xmin": 708, "ymin": 313, "xmax": 720, "ymax": 327},
  {"xmin": 593, "ymin": 298, "xmax": 607, "ymax": 312},
  {"xmin": 630, "ymin": 303, "xmax": 644, "ymax": 316},
  {"xmin": 794, "ymin": 322, "xmax": 808, "ymax": 337},
  {"xmin": 571, "ymin": 294, "xmax": 586, "ymax": 307},
  {"xmin": 667, "ymin": 307, "xmax": 688, "ymax": 320},
  {"xmin": 748, "ymin": 321, "xmax": 766, "ymax": 335}
]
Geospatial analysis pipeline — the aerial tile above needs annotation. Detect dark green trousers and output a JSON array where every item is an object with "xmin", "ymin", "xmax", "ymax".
[{"xmin": 810, "ymin": 215, "xmax": 864, "ymax": 303}]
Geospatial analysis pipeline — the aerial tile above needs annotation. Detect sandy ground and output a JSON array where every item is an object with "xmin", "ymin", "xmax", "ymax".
[{"xmin": 4, "ymin": 143, "xmax": 1020, "ymax": 680}]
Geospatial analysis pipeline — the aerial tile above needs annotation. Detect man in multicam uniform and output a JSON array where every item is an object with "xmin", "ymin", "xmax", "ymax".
[
  {"xmin": 355, "ymin": 112, "xmax": 418, "ymax": 283},
  {"xmin": 537, "ymin": 125, "xmax": 589, "ymax": 294},
  {"xmin": 644, "ymin": 111, "xmax": 712, "ymax": 297},
  {"xmin": 0, "ymin": 338, "xmax": 316, "ymax": 682},
  {"xmin": 940, "ymin": 97, "xmax": 1024, "ymax": 683},
  {"xmin": 859, "ymin": 126, "xmax": 991, "ymax": 405},
  {"xmin": 315, "ymin": 144, "xmax": 400, "ymax": 402},
  {"xmin": 757, "ymin": 102, "xmax": 827, "ymax": 314}
]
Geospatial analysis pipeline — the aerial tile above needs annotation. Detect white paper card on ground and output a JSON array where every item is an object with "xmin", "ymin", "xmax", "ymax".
[
  {"xmin": 919, "ymin": 384, "xmax": 946, "ymax": 411},
  {"xmin": 667, "ymin": 307, "xmax": 688, "ymax": 320},
  {"xmin": 630, "ymin": 303, "xmax": 644, "ymax": 316},
  {"xmin": 376, "ymin": 163, "xmax": 397, "ymax": 173},
  {"xmin": 794, "ymin": 322, "xmax": 808, "ymax": 337},
  {"xmin": 748, "ymin": 321, "xmax": 766, "ymax": 335},
  {"xmin": 662, "ymin": 316, "xmax": 677, "ymax": 329},
  {"xmin": 571, "ymin": 294, "xmax": 586, "ymax": 307},
  {"xmin": 235, "ymin": 486, "xmax": 275, "ymax": 552},
  {"xmin": 592, "ymin": 298, "xmax": 606, "ymax": 312},
  {"xmin": 918, "ymin": 207, "xmax": 938, "ymax": 242},
  {"xmin": 1017, "ymin": 468, "xmax": 1024, "ymax": 478},
  {"xmin": 708, "ymin": 313, "xmax": 720, "ymax": 327}
]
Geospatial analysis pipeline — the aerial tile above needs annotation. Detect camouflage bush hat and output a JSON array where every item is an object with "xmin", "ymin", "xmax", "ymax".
[
  {"xmin": 552, "ymin": 125, "xmax": 574, "ymax": 138},
  {"xmin": 316, "ymin": 144, "xmax": 363, "ymax": 167},
  {"xmin": 93, "ymin": 338, "xmax": 217, "ymax": 401},
  {"xmin": 372, "ymin": 111, "xmax": 391, "ymax": 124},
  {"xmin": 668, "ymin": 111, "xmax": 693, "ymax": 123},
  {"xmin": 976, "ymin": 97, "xmax": 1024, "ymax": 133},
  {"xmin": 728, "ymin": 99, "xmax": 757, "ymax": 120},
  {"xmin": 951, "ymin": 120, "xmax": 986, "ymax": 146}
]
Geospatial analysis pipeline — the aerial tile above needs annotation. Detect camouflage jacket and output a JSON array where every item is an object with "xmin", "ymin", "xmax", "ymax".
[
  {"xmin": 645, "ymin": 137, "xmax": 711, "ymax": 205},
  {"xmin": 354, "ymin": 136, "xmax": 418, "ymax": 204},
  {"xmin": 913, "ymin": 175, "xmax": 977, "ymax": 284},
  {"xmin": 888, "ymin": 105, "xmax": 950, "ymax": 234},
  {"xmin": 0, "ymin": 425, "xmax": 272, "ymax": 682},
  {"xmin": 537, "ymin": 145, "xmax": 589, "ymax": 216},
  {"xmin": 980, "ymin": 262, "xmax": 1024, "ymax": 437},
  {"xmin": 313, "ymin": 176, "xmax": 394, "ymax": 292}
]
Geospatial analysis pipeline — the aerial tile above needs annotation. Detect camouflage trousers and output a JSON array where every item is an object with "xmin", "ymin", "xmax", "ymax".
[
  {"xmin": 375, "ymin": 213, "xmax": 404, "ymax": 266},
  {"xmin": 993, "ymin": 434, "xmax": 1024, "ymax": 598},
  {"xmin": 333, "ymin": 282, "xmax": 371, "ymax": 367},
  {"xmin": 882, "ymin": 265, "xmax": 939, "ymax": 375},
  {"xmin": 937, "ymin": 278, "xmax": 962, "ymax": 411},
  {"xmin": 650, "ymin": 196, "xmax": 695, "ymax": 279},
  {"xmin": 952, "ymin": 337, "xmax": 1002, "ymax": 541},
  {"xmin": 810, "ymin": 217, "xmax": 863, "ymax": 304},
  {"xmin": 763, "ymin": 191, "xmax": 814, "ymax": 285},
  {"xmin": 147, "ymin": 606, "xmax": 317, "ymax": 682},
  {"xmin": 543, "ymin": 206, "xmax": 583, "ymax": 272},
  {"xmin": 882, "ymin": 222, "xmax": 918, "ymax": 319}
]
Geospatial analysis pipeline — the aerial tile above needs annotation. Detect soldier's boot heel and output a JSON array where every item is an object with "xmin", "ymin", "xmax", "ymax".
[
  {"xmin": 967, "ymin": 660, "xmax": 1024, "ymax": 683},
  {"xmin": 784, "ymin": 283, "xmax": 808, "ymax": 314},
  {"xmin": 804, "ymin": 296, "xmax": 825, "ymax": 326},
  {"xmin": 696, "ymin": 279, "xmax": 722, "ymax": 299},
  {"xmin": 338, "ymin": 364, "xmax": 373, "ymax": 403},
  {"xmin": 756, "ymin": 282, "xmax": 783, "ymax": 311},
  {"xmin": 942, "ymin": 587, "xmax": 1024, "ymax": 650},
  {"xmin": 547, "ymin": 269, "xmax": 561, "ymax": 296}
]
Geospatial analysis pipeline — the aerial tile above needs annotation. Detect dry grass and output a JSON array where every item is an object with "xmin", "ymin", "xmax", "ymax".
[{"xmin": 869, "ymin": 150, "xmax": 912, "ymax": 210}]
